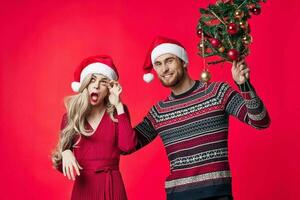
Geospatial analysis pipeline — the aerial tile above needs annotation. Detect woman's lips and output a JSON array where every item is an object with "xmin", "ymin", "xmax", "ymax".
[{"xmin": 90, "ymin": 93, "xmax": 99, "ymax": 102}]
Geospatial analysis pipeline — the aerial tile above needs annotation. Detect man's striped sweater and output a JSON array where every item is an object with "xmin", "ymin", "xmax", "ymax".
[{"xmin": 134, "ymin": 80, "xmax": 270, "ymax": 200}]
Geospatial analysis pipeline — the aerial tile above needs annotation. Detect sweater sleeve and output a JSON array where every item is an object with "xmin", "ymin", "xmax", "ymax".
[
  {"xmin": 116, "ymin": 106, "xmax": 137, "ymax": 153},
  {"xmin": 133, "ymin": 107, "xmax": 158, "ymax": 152},
  {"xmin": 222, "ymin": 81, "xmax": 271, "ymax": 129}
]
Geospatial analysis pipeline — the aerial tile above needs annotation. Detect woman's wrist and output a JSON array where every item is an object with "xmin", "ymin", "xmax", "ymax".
[{"xmin": 115, "ymin": 103, "xmax": 125, "ymax": 114}]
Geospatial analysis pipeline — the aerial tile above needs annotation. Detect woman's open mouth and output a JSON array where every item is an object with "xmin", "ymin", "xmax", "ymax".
[{"xmin": 90, "ymin": 92, "xmax": 99, "ymax": 103}]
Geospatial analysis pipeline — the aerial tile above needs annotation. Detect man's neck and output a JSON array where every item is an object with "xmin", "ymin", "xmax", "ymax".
[{"xmin": 170, "ymin": 75, "xmax": 195, "ymax": 96}]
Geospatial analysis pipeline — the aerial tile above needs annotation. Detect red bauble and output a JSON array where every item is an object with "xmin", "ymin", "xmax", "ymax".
[
  {"xmin": 247, "ymin": 3, "xmax": 256, "ymax": 9},
  {"xmin": 227, "ymin": 49, "xmax": 239, "ymax": 60},
  {"xmin": 197, "ymin": 28, "xmax": 203, "ymax": 37},
  {"xmin": 210, "ymin": 38, "xmax": 221, "ymax": 48},
  {"xmin": 222, "ymin": 0, "xmax": 232, "ymax": 3},
  {"xmin": 251, "ymin": 7, "xmax": 261, "ymax": 15},
  {"xmin": 227, "ymin": 23, "xmax": 238, "ymax": 35}
]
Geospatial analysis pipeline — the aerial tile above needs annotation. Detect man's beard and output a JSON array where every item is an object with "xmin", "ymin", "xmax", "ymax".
[{"xmin": 159, "ymin": 68, "xmax": 185, "ymax": 88}]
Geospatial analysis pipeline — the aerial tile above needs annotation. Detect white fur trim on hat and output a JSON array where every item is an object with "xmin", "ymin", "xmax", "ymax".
[
  {"xmin": 71, "ymin": 62, "xmax": 118, "ymax": 92},
  {"xmin": 143, "ymin": 73, "xmax": 154, "ymax": 83},
  {"xmin": 81, "ymin": 62, "xmax": 117, "ymax": 81},
  {"xmin": 151, "ymin": 43, "xmax": 188, "ymax": 65}
]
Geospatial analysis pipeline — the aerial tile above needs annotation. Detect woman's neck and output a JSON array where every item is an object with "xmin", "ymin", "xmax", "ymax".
[{"xmin": 89, "ymin": 103, "xmax": 106, "ymax": 118}]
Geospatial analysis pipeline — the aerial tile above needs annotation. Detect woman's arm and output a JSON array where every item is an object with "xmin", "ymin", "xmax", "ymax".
[{"xmin": 115, "ymin": 104, "xmax": 137, "ymax": 152}]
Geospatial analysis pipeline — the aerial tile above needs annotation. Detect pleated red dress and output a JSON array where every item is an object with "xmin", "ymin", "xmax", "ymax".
[{"xmin": 60, "ymin": 111, "xmax": 136, "ymax": 200}]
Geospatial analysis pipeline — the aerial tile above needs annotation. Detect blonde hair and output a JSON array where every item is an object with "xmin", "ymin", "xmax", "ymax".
[{"xmin": 52, "ymin": 74, "xmax": 117, "ymax": 169}]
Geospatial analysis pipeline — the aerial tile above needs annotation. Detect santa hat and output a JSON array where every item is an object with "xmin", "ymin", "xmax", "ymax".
[
  {"xmin": 71, "ymin": 55, "xmax": 118, "ymax": 92},
  {"xmin": 143, "ymin": 36, "xmax": 188, "ymax": 83}
]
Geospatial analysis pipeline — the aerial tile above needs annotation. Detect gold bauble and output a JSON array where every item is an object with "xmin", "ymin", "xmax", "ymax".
[
  {"xmin": 242, "ymin": 35, "xmax": 253, "ymax": 45},
  {"xmin": 234, "ymin": 10, "xmax": 244, "ymax": 19},
  {"xmin": 198, "ymin": 42, "xmax": 205, "ymax": 49},
  {"xmin": 239, "ymin": 21, "xmax": 248, "ymax": 29},
  {"xmin": 200, "ymin": 70, "xmax": 211, "ymax": 83},
  {"xmin": 218, "ymin": 46, "xmax": 225, "ymax": 53}
]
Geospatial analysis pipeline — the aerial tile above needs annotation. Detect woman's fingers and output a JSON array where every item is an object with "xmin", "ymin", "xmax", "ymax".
[
  {"xmin": 62, "ymin": 162, "xmax": 66, "ymax": 176},
  {"xmin": 66, "ymin": 164, "xmax": 71, "ymax": 180},
  {"xmin": 69, "ymin": 165, "xmax": 75, "ymax": 180},
  {"xmin": 77, "ymin": 162, "xmax": 83, "ymax": 170},
  {"xmin": 73, "ymin": 162, "xmax": 80, "ymax": 176}
]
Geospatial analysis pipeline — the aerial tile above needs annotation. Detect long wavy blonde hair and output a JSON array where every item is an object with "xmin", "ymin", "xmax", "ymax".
[{"xmin": 52, "ymin": 73, "xmax": 117, "ymax": 169}]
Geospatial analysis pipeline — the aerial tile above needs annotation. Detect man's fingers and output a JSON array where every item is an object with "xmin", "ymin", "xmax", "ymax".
[
  {"xmin": 237, "ymin": 59, "xmax": 245, "ymax": 66},
  {"xmin": 232, "ymin": 61, "xmax": 237, "ymax": 68},
  {"xmin": 239, "ymin": 64, "xmax": 247, "ymax": 71},
  {"xmin": 241, "ymin": 68, "xmax": 250, "ymax": 76},
  {"xmin": 245, "ymin": 72, "xmax": 250, "ymax": 79}
]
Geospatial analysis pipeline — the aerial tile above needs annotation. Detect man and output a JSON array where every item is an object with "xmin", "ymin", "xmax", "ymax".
[{"xmin": 133, "ymin": 36, "xmax": 270, "ymax": 200}]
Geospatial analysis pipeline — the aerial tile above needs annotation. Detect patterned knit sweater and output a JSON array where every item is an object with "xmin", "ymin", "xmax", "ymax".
[{"xmin": 134, "ymin": 80, "xmax": 270, "ymax": 200}]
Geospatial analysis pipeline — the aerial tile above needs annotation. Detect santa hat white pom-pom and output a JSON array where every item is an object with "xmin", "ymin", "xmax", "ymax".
[
  {"xmin": 143, "ymin": 73, "xmax": 154, "ymax": 83},
  {"xmin": 71, "ymin": 82, "xmax": 81, "ymax": 92}
]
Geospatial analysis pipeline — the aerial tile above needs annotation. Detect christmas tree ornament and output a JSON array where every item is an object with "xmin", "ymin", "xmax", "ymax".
[
  {"xmin": 198, "ymin": 42, "xmax": 205, "ymax": 49},
  {"xmin": 197, "ymin": 0, "xmax": 266, "ymax": 74},
  {"xmin": 247, "ymin": 3, "xmax": 256, "ymax": 10},
  {"xmin": 218, "ymin": 46, "xmax": 225, "ymax": 53},
  {"xmin": 234, "ymin": 10, "xmax": 244, "ymax": 19},
  {"xmin": 251, "ymin": 7, "xmax": 261, "ymax": 15},
  {"xmin": 227, "ymin": 22, "xmax": 239, "ymax": 35},
  {"xmin": 222, "ymin": 0, "xmax": 232, "ymax": 3},
  {"xmin": 227, "ymin": 49, "xmax": 239, "ymax": 61},
  {"xmin": 239, "ymin": 21, "xmax": 248, "ymax": 29},
  {"xmin": 211, "ymin": 38, "xmax": 221, "ymax": 48},
  {"xmin": 197, "ymin": 28, "xmax": 203, "ymax": 37},
  {"xmin": 200, "ymin": 69, "xmax": 211, "ymax": 83},
  {"xmin": 242, "ymin": 35, "xmax": 253, "ymax": 45}
]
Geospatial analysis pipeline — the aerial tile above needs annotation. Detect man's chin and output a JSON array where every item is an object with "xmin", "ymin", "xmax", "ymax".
[{"xmin": 160, "ymin": 78, "xmax": 178, "ymax": 88}]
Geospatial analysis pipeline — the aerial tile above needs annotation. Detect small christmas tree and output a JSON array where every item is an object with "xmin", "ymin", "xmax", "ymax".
[{"xmin": 197, "ymin": 0, "xmax": 266, "ymax": 82}]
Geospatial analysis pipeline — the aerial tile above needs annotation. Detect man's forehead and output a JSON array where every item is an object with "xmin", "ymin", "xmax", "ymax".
[{"xmin": 155, "ymin": 53, "xmax": 177, "ymax": 62}]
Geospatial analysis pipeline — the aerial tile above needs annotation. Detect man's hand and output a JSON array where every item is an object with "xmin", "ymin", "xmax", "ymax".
[
  {"xmin": 232, "ymin": 59, "xmax": 250, "ymax": 85},
  {"xmin": 62, "ymin": 150, "xmax": 82, "ymax": 181}
]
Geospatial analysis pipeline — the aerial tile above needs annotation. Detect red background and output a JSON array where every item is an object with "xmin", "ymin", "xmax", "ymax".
[{"xmin": 0, "ymin": 0, "xmax": 299, "ymax": 199}]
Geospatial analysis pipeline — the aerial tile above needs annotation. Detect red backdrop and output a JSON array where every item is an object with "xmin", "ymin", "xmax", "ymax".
[{"xmin": 0, "ymin": 0, "xmax": 299, "ymax": 199}]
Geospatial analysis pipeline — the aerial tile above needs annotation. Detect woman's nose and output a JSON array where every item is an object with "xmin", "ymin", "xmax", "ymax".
[{"xmin": 94, "ymin": 81, "xmax": 101, "ymax": 89}]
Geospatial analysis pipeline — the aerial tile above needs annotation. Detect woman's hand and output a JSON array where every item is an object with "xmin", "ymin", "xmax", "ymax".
[
  {"xmin": 231, "ymin": 59, "xmax": 250, "ymax": 85},
  {"xmin": 107, "ymin": 81, "xmax": 122, "ymax": 107},
  {"xmin": 62, "ymin": 150, "xmax": 82, "ymax": 181}
]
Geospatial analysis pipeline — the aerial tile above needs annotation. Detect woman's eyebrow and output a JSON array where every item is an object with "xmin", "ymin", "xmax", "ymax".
[{"xmin": 100, "ymin": 78, "xmax": 109, "ymax": 82}]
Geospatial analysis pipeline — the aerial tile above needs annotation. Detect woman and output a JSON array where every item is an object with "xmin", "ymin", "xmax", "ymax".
[{"xmin": 52, "ymin": 55, "xmax": 137, "ymax": 200}]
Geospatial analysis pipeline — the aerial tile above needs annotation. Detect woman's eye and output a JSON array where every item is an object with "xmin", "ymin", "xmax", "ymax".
[{"xmin": 167, "ymin": 59, "xmax": 173, "ymax": 64}]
